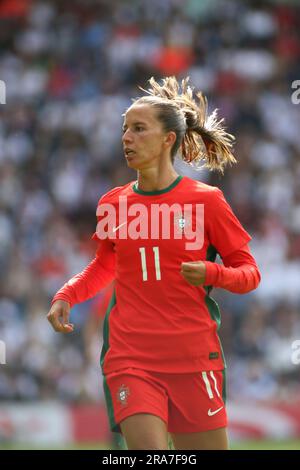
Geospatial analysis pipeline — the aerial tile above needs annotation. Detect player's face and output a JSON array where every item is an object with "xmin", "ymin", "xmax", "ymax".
[{"xmin": 122, "ymin": 105, "xmax": 171, "ymax": 170}]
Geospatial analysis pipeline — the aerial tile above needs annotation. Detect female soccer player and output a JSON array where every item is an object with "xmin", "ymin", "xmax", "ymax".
[{"xmin": 47, "ymin": 77, "xmax": 261, "ymax": 450}]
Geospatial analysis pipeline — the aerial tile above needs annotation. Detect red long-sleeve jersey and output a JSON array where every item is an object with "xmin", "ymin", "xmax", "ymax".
[{"xmin": 52, "ymin": 176, "xmax": 260, "ymax": 374}]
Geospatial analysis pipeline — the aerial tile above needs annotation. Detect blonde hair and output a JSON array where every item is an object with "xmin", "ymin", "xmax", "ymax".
[{"xmin": 134, "ymin": 76, "xmax": 236, "ymax": 173}]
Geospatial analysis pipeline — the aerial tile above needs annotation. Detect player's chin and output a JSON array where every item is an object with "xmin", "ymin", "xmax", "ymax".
[
  {"xmin": 125, "ymin": 154, "xmax": 135, "ymax": 165},
  {"xmin": 125, "ymin": 155, "xmax": 142, "ymax": 170}
]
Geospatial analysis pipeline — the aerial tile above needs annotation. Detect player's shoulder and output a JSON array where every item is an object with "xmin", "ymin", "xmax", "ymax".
[
  {"xmin": 182, "ymin": 176, "xmax": 222, "ymax": 198},
  {"xmin": 97, "ymin": 181, "xmax": 135, "ymax": 205}
]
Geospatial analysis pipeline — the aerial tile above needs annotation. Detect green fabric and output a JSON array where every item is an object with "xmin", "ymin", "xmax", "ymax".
[
  {"xmin": 100, "ymin": 290, "xmax": 119, "ymax": 432},
  {"xmin": 204, "ymin": 245, "xmax": 226, "ymax": 368},
  {"xmin": 133, "ymin": 175, "xmax": 183, "ymax": 195}
]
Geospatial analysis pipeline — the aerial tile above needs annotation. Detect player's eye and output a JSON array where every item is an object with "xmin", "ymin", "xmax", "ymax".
[{"xmin": 135, "ymin": 125, "xmax": 144, "ymax": 132}]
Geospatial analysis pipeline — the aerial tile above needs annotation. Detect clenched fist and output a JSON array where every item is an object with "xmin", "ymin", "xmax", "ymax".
[
  {"xmin": 180, "ymin": 261, "xmax": 206, "ymax": 286},
  {"xmin": 47, "ymin": 300, "xmax": 74, "ymax": 333}
]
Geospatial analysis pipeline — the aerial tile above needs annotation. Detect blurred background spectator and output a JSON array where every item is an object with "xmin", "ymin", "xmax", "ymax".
[{"xmin": 0, "ymin": 0, "xmax": 300, "ymax": 419}]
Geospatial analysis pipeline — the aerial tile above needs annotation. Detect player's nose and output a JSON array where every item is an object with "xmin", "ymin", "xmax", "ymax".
[{"xmin": 122, "ymin": 128, "xmax": 134, "ymax": 144}]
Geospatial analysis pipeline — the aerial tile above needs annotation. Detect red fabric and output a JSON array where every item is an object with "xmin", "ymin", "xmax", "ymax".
[
  {"xmin": 90, "ymin": 282, "xmax": 114, "ymax": 319},
  {"xmin": 52, "ymin": 176, "xmax": 260, "ymax": 375},
  {"xmin": 203, "ymin": 244, "xmax": 261, "ymax": 294},
  {"xmin": 96, "ymin": 177, "xmax": 255, "ymax": 374},
  {"xmin": 51, "ymin": 238, "xmax": 115, "ymax": 308},
  {"xmin": 106, "ymin": 368, "xmax": 227, "ymax": 434},
  {"xmin": 206, "ymin": 187, "xmax": 252, "ymax": 258}
]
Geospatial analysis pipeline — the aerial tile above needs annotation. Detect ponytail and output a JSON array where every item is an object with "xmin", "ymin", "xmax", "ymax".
[{"xmin": 136, "ymin": 76, "xmax": 236, "ymax": 173}]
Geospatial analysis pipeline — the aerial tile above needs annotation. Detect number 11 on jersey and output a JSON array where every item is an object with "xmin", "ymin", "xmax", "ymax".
[{"xmin": 139, "ymin": 247, "xmax": 161, "ymax": 281}]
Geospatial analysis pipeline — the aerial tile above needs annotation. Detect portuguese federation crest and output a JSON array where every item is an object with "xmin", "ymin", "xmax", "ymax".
[
  {"xmin": 174, "ymin": 214, "xmax": 191, "ymax": 234},
  {"xmin": 117, "ymin": 384, "xmax": 130, "ymax": 406}
]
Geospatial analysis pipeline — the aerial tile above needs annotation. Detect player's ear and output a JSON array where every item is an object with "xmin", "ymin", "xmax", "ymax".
[{"xmin": 164, "ymin": 131, "xmax": 176, "ymax": 149}]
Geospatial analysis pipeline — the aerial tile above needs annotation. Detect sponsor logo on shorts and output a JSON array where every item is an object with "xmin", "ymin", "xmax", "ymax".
[
  {"xmin": 117, "ymin": 384, "xmax": 130, "ymax": 406},
  {"xmin": 208, "ymin": 406, "xmax": 223, "ymax": 416}
]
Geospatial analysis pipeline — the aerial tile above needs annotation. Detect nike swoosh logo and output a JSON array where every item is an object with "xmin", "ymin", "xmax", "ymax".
[
  {"xmin": 208, "ymin": 406, "xmax": 224, "ymax": 416},
  {"xmin": 112, "ymin": 221, "xmax": 127, "ymax": 233}
]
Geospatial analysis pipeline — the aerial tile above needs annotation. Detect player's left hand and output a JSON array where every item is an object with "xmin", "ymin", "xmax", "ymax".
[{"xmin": 180, "ymin": 261, "xmax": 206, "ymax": 286}]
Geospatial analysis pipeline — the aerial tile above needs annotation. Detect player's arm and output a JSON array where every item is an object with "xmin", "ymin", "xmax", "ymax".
[
  {"xmin": 206, "ymin": 243, "xmax": 261, "ymax": 293},
  {"xmin": 181, "ymin": 187, "xmax": 261, "ymax": 293},
  {"xmin": 181, "ymin": 244, "xmax": 260, "ymax": 293},
  {"xmin": 47, "ymin": 238, "xmax": 115, "ymax": 333}
]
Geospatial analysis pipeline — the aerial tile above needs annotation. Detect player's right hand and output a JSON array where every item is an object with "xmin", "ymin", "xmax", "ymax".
[{"xmin": 47, "ymin": 300, "xmax": 74, "ymax": 333}]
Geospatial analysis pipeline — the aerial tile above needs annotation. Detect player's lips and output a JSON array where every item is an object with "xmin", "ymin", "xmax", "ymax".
[{"xmin": 124, "ymin": 148, "xmax": 136, "ymax": 159}]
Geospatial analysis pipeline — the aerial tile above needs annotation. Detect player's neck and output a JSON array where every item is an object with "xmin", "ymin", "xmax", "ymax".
[{"xmin": 137, "ymin": 166, "xmax": 179, "ymax": 192}]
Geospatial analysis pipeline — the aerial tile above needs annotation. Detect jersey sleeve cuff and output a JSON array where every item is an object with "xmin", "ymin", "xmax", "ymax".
[
  {"xmin": 51, "ymin": 293, "xmax": 73, "ymax": 308},
  {"xmin": 203, "ymin": 261, "xmax": 219, "ymax": 286}
]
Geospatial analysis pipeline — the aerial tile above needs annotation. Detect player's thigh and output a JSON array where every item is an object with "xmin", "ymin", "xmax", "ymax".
[
  {"xmin": 120, "ymin": 413, "xmax": 169, "ymax": 450},
  {"xmin": 171, "ymin": 426, "xmax": 229, "ymax": 450}
]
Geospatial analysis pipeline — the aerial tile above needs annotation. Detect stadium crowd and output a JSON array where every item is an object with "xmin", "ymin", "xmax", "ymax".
[{"xmin": 0, "ymin": 0, "xmax": 300, "ymax": 406}]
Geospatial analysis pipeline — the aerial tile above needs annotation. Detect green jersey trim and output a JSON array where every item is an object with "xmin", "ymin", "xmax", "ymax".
[
  {"xmin": 132, "ymin": 175, "xmax": 183, "ymax": 195},
  {"xmin": 100, "ymin": 290, "xmax": 119, "ymax": 433},
  {"xmin": 204, "ymin": 244, "xmax": 226, "ymax": 368}
]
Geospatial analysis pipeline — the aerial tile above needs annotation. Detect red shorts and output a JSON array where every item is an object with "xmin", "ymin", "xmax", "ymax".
[{"xmin": 103, "ymin": 367, "xmax": 227, "ymax": 434}]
